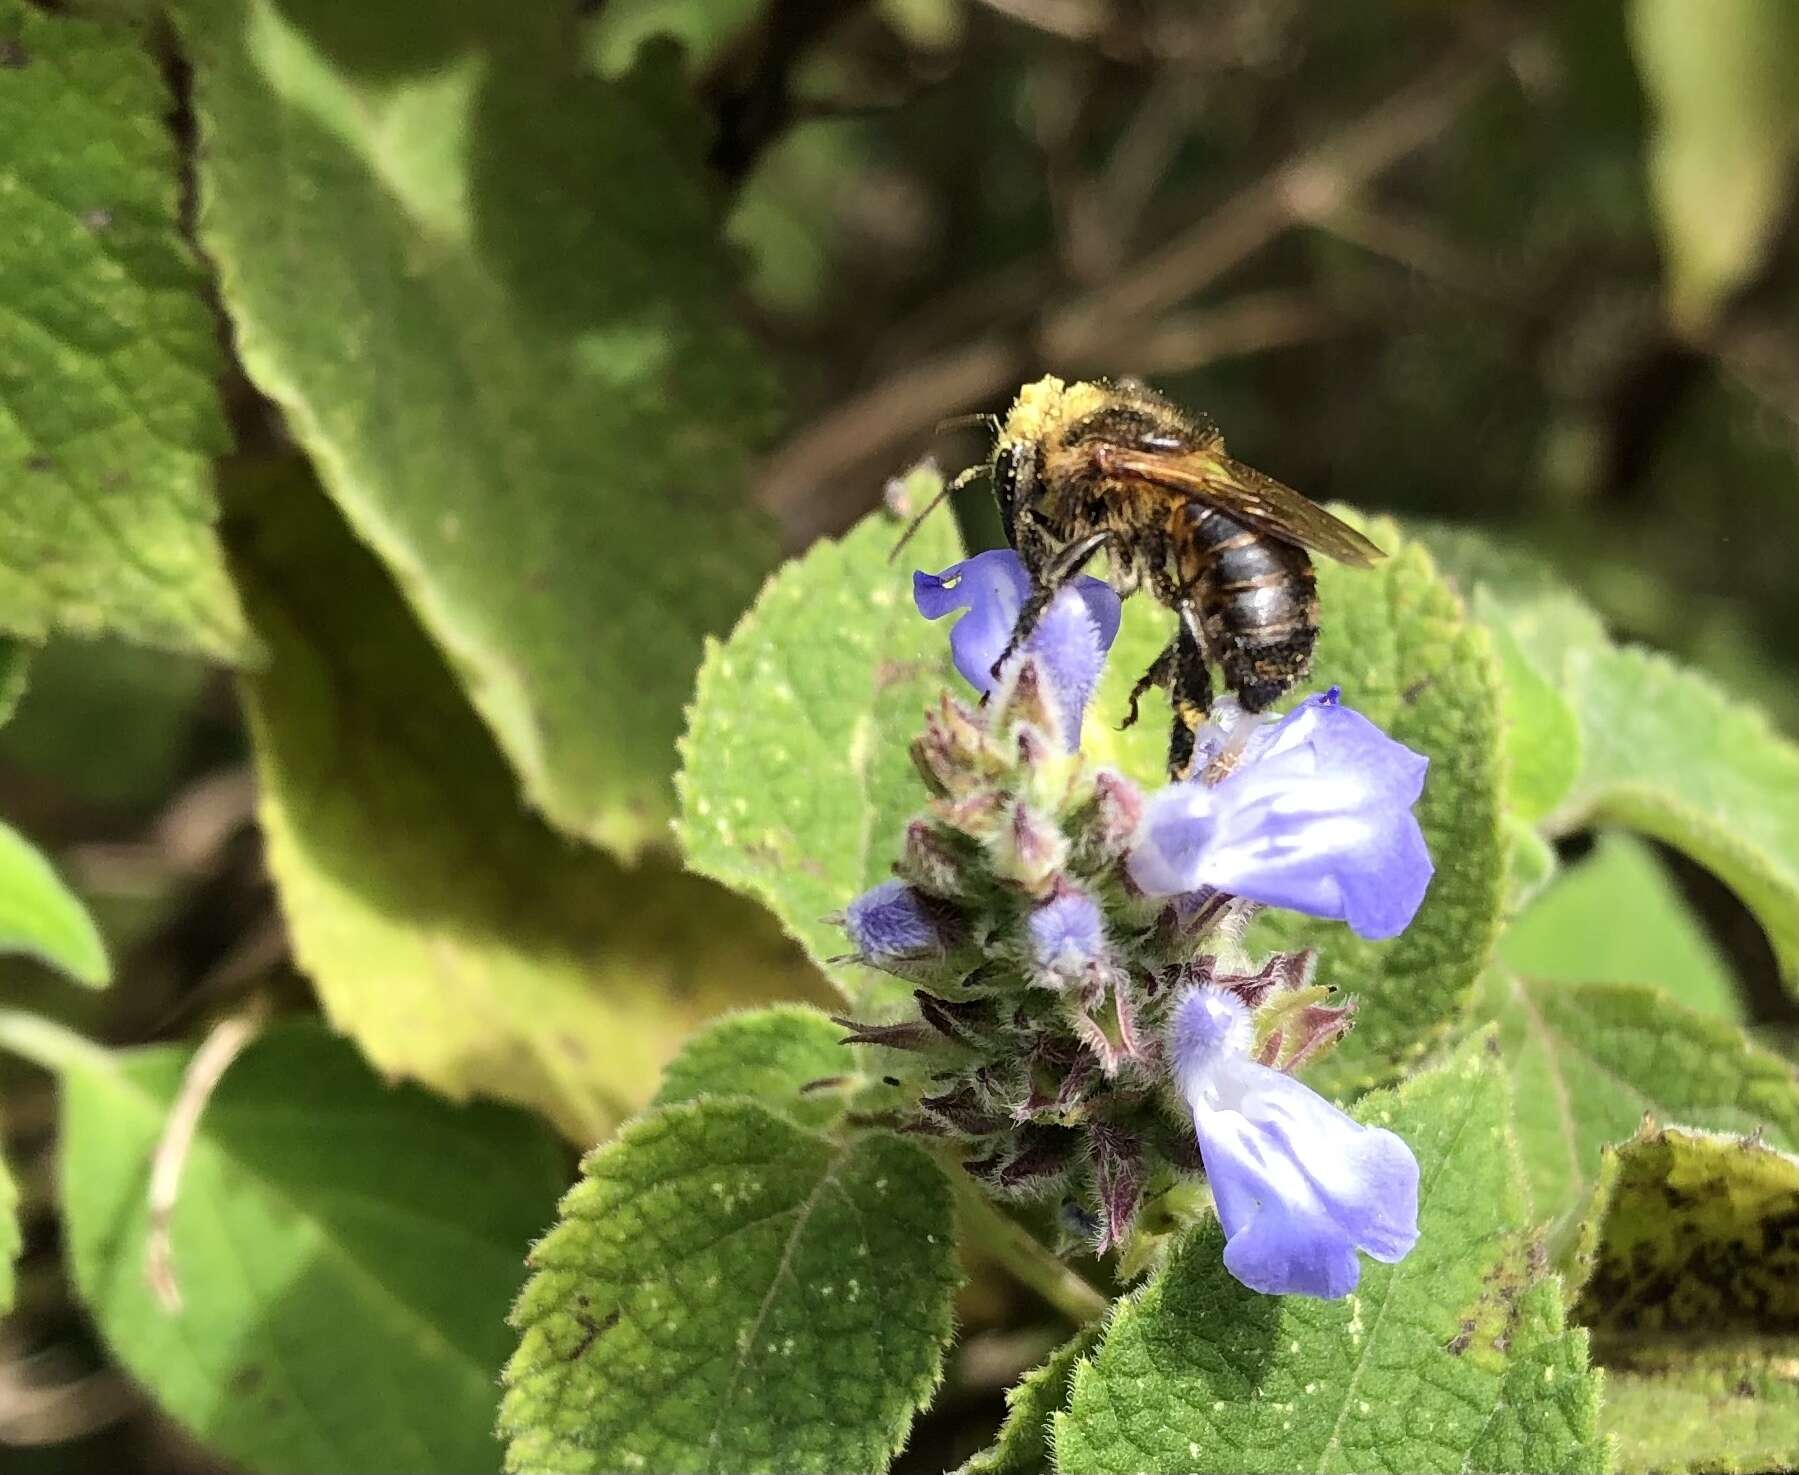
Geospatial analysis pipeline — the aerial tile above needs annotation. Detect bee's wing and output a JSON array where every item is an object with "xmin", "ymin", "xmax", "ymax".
[{"xmin": 1102, "ymin": 446, "xmax": 1385, "ymax": 566}]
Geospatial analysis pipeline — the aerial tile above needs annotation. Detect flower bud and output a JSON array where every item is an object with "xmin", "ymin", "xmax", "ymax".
[
  {"xmin": 841, "ymin": 880, "xmax": 961, "ymax": 967},
  {"xmin": 898, "ymin": 821, "xmax": 969, "ymax": 896},
  {"xmin": 989, "ymin": 656, "xmax": 1065, "ymax": 752},
  {"xmin": 1025, "ymin": 884, "xmax": 1109, "ymax": 989},
  {"xmin": 989, "ymin": 799, "xmax": 1068, "ymax": 894},
  {"xmin": 1075, "ymin": 769, "xmax": 1143, "ymax": 865}
]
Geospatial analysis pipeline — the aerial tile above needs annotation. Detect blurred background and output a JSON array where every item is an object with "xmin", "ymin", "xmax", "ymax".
[{"xmin": 1, "ymin": 0, "xmax": 1793, "ymax": 1468}]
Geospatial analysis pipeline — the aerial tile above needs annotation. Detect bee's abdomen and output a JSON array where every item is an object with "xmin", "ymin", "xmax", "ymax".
[{"xmin": 1184, "ymin": 508, "xmax": 1319, "ymax": 711}]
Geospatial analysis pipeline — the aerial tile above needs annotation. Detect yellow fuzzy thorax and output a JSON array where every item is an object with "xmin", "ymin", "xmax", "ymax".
[{"xmin": 999, "ymin": 375, "xmax": 1113, "ymax": 447}]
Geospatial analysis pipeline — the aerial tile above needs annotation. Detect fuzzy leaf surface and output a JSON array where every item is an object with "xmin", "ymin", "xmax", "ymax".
[
  {"xmin": 652, "ymin": 1005, "xmax": 875, "ymax": 1132},
  {"xmin": 1423, "ymin": 524, "xmax": 1799, "ymax": 983},
  {"xmin": 232, "ymin": 467, "xmax": 816, "ymax": 1143},
  {"xmin": 1602, "ymin": 1354, "xmax": 1798, "ymax": 1475},
  {"xmin": 1248, "ymin": 516, "xmax": 1507, "ymax": 1094},
  {"xmin": 179, "ymin": 0, "xmax": 780, "ymax": 856},
  {"xmin": 1472, "ymin": 970, "xmax": 1795, "ymax": 1239},
  {"xmin": 1501, "ymin": 833, "xmax": 1741, "ymax": 1022},
  {"xmin": 965, "ymin": 1325, "xmax": 1099, "ymax": 1475},
  {"xmin": 677, "ymin": 507, "xmax": 964, "ymax": 1011},
  {"xmin": 1056, "ymin": 1039, "xmax": 1601, "ymax": 1473},
  {"xmin": 38, "ymin": 1019, "xmax": 567, "ymax": 1474},
  {"xmin": 0, "ymin": 820, "xmax": 108, "ymax": 986},
  {"xmin": 1552, "ymin": 643, "xmax": 1798, "ymax": 979},
  {"xmin": 1569, "ymin": 1124, "xmax": 1799, "ymax": 1359},
  {"xmin": 0, "ymin": 0, "xmax": 247, "ymax": 658},
  {"xmin": 501, "ymin": 1099, "xmax": 960, "ymax": 1474}
]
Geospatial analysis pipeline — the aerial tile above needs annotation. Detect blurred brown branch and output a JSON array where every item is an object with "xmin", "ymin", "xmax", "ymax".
[{"xmin": 757, "ymin": 34, "xmax": 1513, "ymax": 544}]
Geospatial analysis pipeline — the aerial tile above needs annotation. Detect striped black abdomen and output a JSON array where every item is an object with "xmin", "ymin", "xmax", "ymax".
[{"xmin": 1185, "ymin": 507, "xmax": 1319, "ymax": 711}]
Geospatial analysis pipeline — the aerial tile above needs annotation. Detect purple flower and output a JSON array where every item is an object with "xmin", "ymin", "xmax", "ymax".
[
  {"xmin": 1127, "ymin": 689, "xmax": 1433, "ymax": 940},
  {"xmin": 914, "ymin": 550, "xmax": 1121, "ymax": 748},
  {"xmin": 843, "ymin": 879, "xmax": 951, "ymax": 961},
  {"xmin": 1168, "ymin": 986, "xmax": 1418, "ymax": 1299},
  {"xmin": 1026, "ymin": 885, "xmax": 1107, "ymax": 983}
]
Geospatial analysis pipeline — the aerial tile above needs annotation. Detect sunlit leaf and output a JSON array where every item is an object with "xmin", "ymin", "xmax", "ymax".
[{"xmin": 0, "ymin": 0, "xmax": 248, "ymax": 658}]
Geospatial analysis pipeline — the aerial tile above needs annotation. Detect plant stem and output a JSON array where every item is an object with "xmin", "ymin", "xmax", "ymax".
[{"xmin": 953, "ymin": 1176, "xmax": 1108, "ymax": 1325}]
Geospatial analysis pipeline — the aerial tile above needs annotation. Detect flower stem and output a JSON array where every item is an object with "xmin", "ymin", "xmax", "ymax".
[{"xmin": 952, "ymin": 1176, "xmax": 1108, "ymax": 1324}]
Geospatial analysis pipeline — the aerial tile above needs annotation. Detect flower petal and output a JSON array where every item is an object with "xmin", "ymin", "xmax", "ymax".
[
  {"xmin": 1128, "ymin": 690, "xmax": 1434, "ymax": 940},
  {"xmin": 913, "ymin": 548, "xmax": 1121, "ymax": 748},
  {"xmin": 912, "ymin": 550, "xmax": 1030, "ymax": 695},
  {"xmin": 1170, "ymin": 985, "xmax": 1421, "ymax": 1300},
  {"xmin": 1198, "ymin": 1101, "xmax": 1367, "ymax": 1298}
]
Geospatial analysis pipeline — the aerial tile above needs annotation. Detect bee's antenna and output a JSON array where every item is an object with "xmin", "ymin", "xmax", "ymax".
[
  {"xmin": 935, "ymin": 412, "xmax": 1002, "ymax": 436},
  {"xmin": 889, "ymin": 464, "xmax": 988, "ymax": 564}
]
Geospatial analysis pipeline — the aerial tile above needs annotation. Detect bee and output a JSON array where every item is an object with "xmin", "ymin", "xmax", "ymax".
[{"xmin": 901, "ymin": 376, "xmax": 1384, "ymax": 779}]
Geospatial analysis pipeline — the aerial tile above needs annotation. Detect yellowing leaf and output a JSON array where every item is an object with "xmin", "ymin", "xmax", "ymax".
[{"xmin": 232, "ymin": 464, "xmax": 822, "ymax": 1143}]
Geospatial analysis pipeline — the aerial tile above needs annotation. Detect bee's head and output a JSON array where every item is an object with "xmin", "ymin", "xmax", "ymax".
[{"xmin": 991, "ymin": 440, "xmax": 1035, "ymax": 549}]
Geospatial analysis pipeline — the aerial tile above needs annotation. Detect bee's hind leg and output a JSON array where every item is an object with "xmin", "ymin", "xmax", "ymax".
[
  {"xmin": 1120, "ymin": 642, "xmax": 1175, "ymax": 730},
  {"xmin": 1167, "ymin": 610, "xmax": 1215, "ymax": 781}
]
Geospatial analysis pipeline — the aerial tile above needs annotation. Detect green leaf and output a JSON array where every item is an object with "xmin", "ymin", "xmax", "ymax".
[
  {"xmin": 1629, "ymin": 0, "xmax": 1799, "ymax": 333},
  {"xmin": 587, "ymin": 0, "xmax": 762, "ymax": 76},
  {"xmin": 0, "ymin": 0, "xmax": 249, "ymax": 660},
  {"xmin": 965, "ymin": 1325, "xmax": 1100, "ymax": 1475},
  {"xmin": 1421, "ymin": 522, "xmax": 1799, "ymax": 985},
  {"xmin": 1248, "ymin": 515, "xmax": 1507, "ymax": 1095},
  {"xmin": 1550, "ymin": 643, "xmax": 1799, "ymax": 980},
  {"xmin": 1465, "ymin": 1280, "xmax": 1609, "ymax": 1475},
  {"xmin": 232, "ymin": 463, "xmax": 819, "ymax": 1144},
  {"xmin": 178, "ymin": 0, "xmax": 782, "ymax": 857},
  {"xmin": 1569, "ymin": 1123, "xmax": 1798, "ymax": 1361},
  {"xmin": 1602, "ymin": 1354, "xmax": 1798, "ymax": 1475},
  {"xmin": 0, "ymin": 1013, "xmax": 566, "ymax": 1474},
  {"xmin": 1503, "ymin": 814, "xmax": 1560, "ymax": 916},
  {"xmin": 652, "ymin": 1005, "xmax": 873, "ymax": 1132},
  {"xmin": 1501, "ymin": 833, "xmax": 1742, "ymax": 1022},
  {"xmin": 0, "ymin": 1147, "xmax": 17, "ymax": 1316},
  {"xmin": 501, "ymin": 1099, "xmax": 961, "ymax": 1474},
  {"xmin": 0, "ymin": 637, "xmax": 206, "ymax": 808},
  {"xmin": 0, "ymin": 820, "xmax": 108, "ymax": 986},
  {"xmin": 1471, "ymin": 969, "xmax": 1795, "ymax": 1239},
  {"xmin": 677, "ymin": 505, "xmax": 965, "ymax": 1011},
  {"xmin": 1482, "ymin": 600, "xmax": 1582, "ymax": 824},
  {"xmin": 1054, "ymin": 1038, "xmax": 1604, "ymax": 1474},
  {"xmin": 0, "ymin": 640, "xmax": 26, "ymax": 727}
]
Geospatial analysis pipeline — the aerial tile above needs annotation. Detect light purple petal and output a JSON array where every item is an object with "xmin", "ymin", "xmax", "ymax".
[
  {"xmin": 912, "ymin": 551, "xmax": 1030, "ymax": 694},
  {"xmin": 1124, "ymin": 782, "xmax": 1217, "ymax": 896},
  {"xmin": 1170, "ymin": 986, "xmax": 1420, "ymax": 1299},
  {"xmin": 913, "ymin": 548, "xmax": 1121, "ymax": 748},
  {"xmin": 1128, "ymin": 690, "xmax": 1434, "ymax": 940}
]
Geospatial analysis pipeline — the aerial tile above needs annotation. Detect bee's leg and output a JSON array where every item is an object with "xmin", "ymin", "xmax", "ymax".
[
  {"xmin": 988, "ymin": 531, "xmax": 1113, "ymax": 681},
  {"xmin": 1167, "ymin": 608, "xmax": 1215, "ymax": 781},
  {"xmin": 1120, "ymin": 642, "xmax": 1175, "ymax": 730}
]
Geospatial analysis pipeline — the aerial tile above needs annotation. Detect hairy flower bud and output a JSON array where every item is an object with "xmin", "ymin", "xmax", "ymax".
[
  {"xmin": 1025, "ymin": 884, "xmax": 1109, "ymax": 988},
  {"xmin": 898, "ymin": 820, "xmax": 970, "ymax": 896},
  {"xmin": 989, "ymin": 799, "xmax": 1069, "ymax": 893}
]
